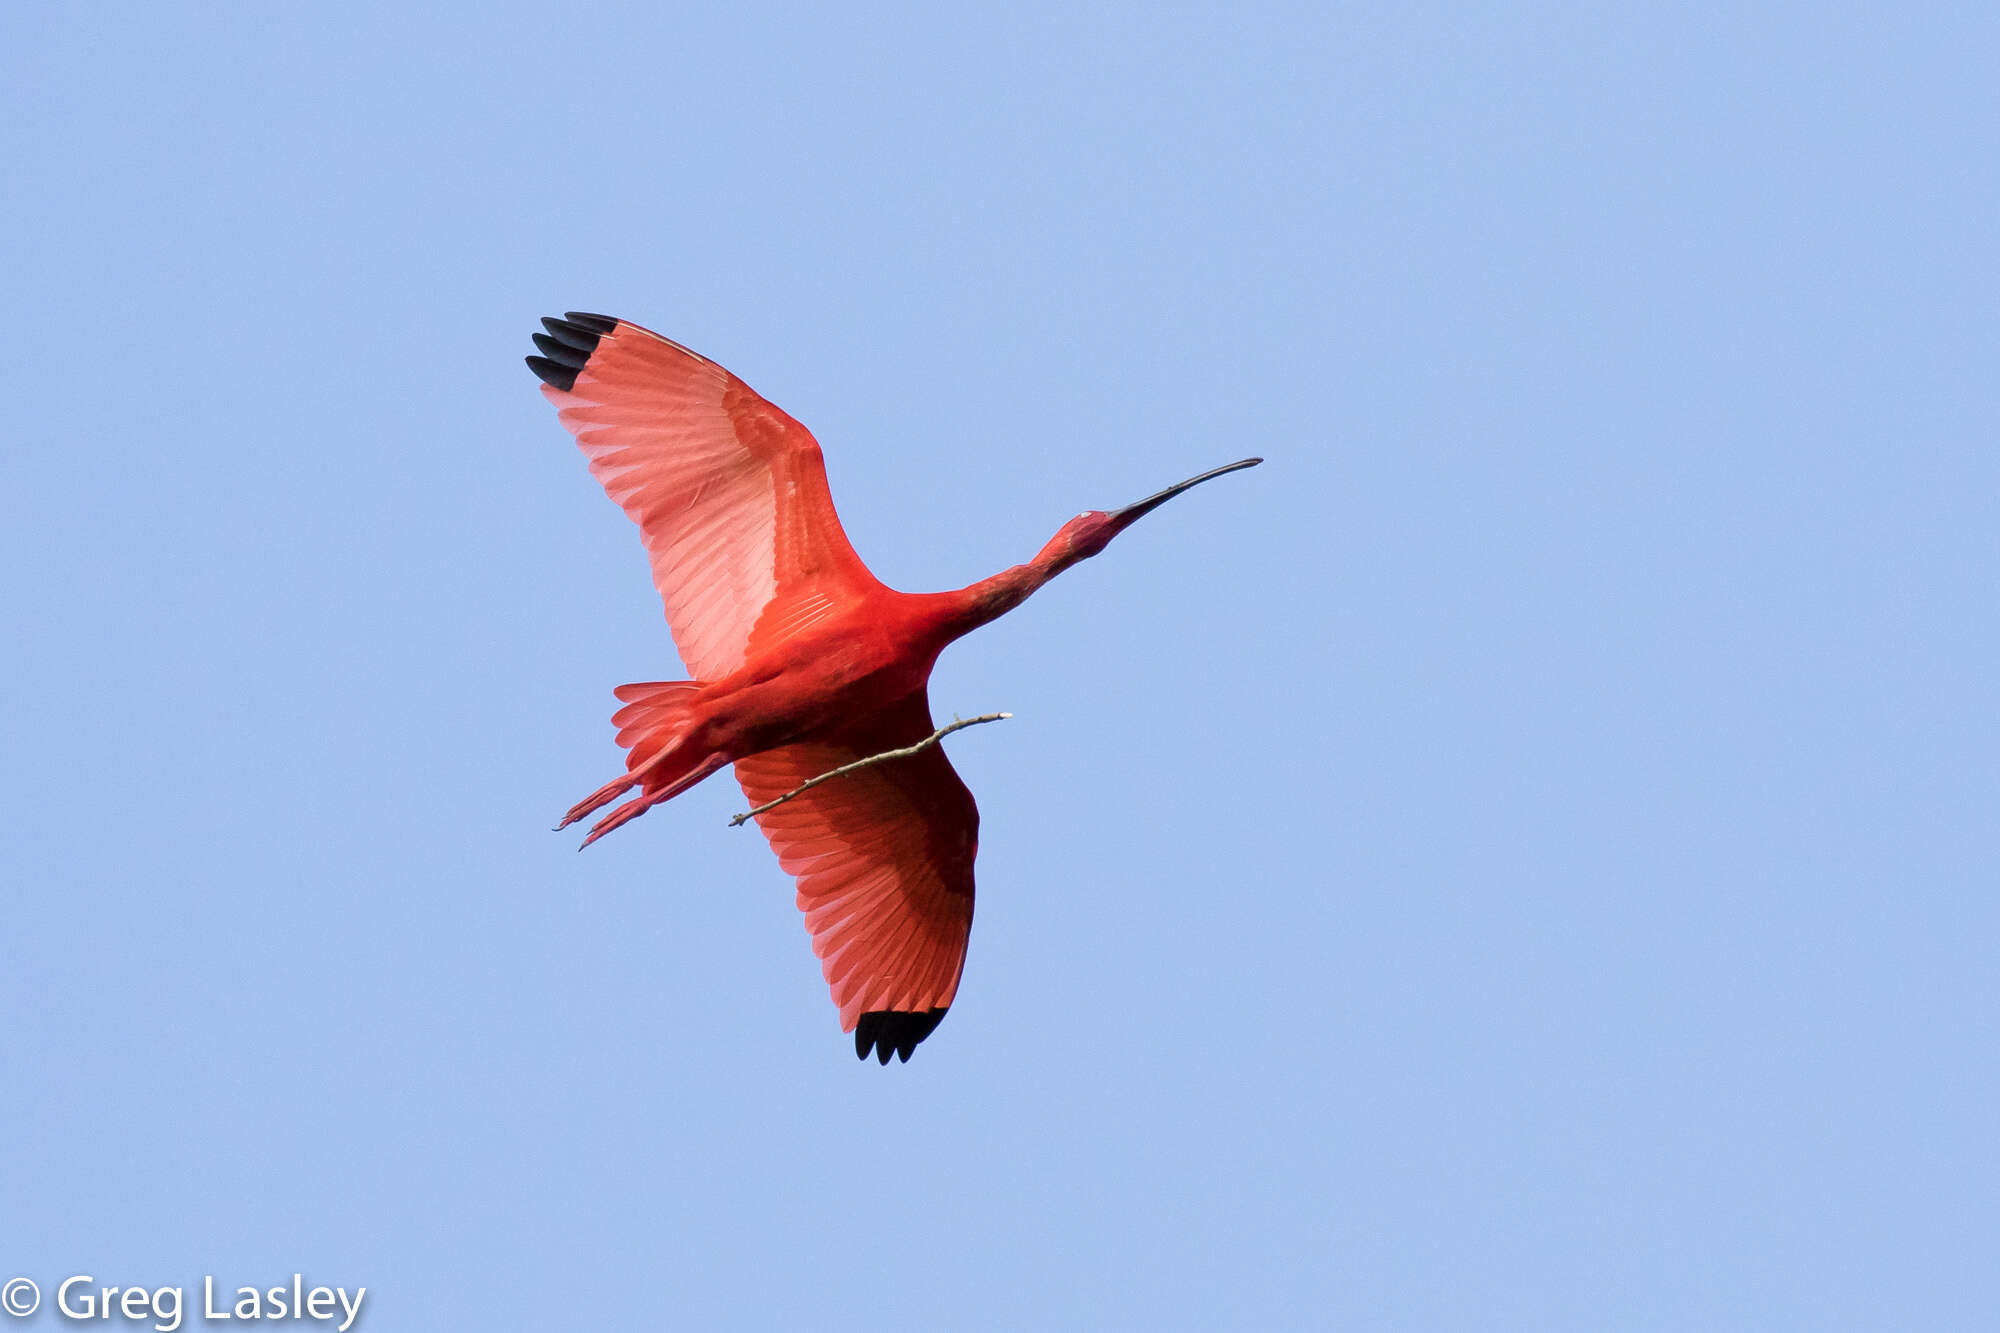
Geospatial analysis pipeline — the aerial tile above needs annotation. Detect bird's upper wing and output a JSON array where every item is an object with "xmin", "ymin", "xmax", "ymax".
[
  {"xmin": 732, "ymin": 690, "xmax": 978, "ymax": 1063},
  {"xmin": 529, "ymin": 313, "xmax": 884, "ymax": 681}
]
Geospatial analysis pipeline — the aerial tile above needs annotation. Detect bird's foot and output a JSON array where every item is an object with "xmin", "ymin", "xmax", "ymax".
[{"xmin": 556, "ymin": 774, "xmax": 641, "ymax": 830}]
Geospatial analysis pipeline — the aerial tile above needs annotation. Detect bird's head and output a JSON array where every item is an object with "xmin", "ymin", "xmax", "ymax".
[{"xmin": 1035, "ymin": 457, "xmax": 1264, "ymax": 573}]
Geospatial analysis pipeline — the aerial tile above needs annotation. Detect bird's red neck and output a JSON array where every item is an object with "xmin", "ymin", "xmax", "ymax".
[
  {"xmin": 918, "ymin": 562, "xmax": 1041, "ymax": 645},
  {"xmin": 915, "ymin": 534, "xmax": 1089, "ymax": 649}
]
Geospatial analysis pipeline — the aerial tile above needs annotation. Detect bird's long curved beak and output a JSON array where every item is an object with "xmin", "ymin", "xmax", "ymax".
[{"xmin": 1107, "ymin": 457, "xmax": 1263, "ymax": 529}]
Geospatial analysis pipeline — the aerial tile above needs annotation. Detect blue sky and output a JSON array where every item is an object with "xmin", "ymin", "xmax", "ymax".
[{"xmin": 2, "ymin": 4, "xmax": 1994, "ymax": 1329}]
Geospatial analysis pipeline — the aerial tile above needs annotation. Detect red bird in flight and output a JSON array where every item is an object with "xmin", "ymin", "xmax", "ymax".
[{"xmin": 528, "ymin": 313, "xmax": 1259, "ymax": 1062}]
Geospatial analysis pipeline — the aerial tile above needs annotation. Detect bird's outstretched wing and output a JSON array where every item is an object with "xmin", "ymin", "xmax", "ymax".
[
  {"xmin": 528, "ymin": 313, "xmax": 884, "ymax": 680},
  {"xmin": 733, "ymin": 691, "xmax": 978, "ymax": 1063}
]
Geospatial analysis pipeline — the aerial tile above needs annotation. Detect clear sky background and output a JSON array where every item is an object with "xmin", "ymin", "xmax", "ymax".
[{"xmin": 2, "ymin": 5, "xmax": 1994, "ymax": 1330}]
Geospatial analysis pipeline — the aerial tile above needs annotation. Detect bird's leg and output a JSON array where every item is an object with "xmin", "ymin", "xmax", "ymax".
[
  {"xmin": 555, "ymin": 746, "xmax": 678, "ymax": 830},
  {"xmin": 577, "ymin": 753, "xmax": 731, "ymax": 850}
]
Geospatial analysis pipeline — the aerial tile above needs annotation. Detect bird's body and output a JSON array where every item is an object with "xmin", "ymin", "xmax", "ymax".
[{"xmin": 528, "ymin": 312, "xmax": 1258, "ymax": 1062}]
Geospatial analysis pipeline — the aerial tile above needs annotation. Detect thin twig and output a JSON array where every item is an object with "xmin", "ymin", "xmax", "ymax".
[{"xmin": 729, "ymin": 712, "xmax": 1012, "ymax": 827}]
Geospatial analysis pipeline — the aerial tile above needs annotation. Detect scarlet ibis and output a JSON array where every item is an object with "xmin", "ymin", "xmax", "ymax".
[{"xmin": 527, "ymin": 313, "xmax": 1260, "ymax": 1062}]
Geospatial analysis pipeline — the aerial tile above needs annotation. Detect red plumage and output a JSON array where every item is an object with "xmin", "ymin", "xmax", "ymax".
[{"xmin": 529, "ymin": 312, "xmax": 1258, "ymax": 1061}]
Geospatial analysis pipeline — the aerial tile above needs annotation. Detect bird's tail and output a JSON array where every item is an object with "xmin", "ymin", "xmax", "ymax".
[{"xmin": 558, "ymin": 680, "xmax": 729, "ymax": 847}]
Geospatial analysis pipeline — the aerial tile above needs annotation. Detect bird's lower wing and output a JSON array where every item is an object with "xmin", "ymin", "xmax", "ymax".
[{"xmin": 733, "ymin": 692, "xmax": 979, "ymax": 1063}]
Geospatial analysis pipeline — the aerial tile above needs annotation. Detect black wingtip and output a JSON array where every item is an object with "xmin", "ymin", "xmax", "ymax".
[
  {"xmin": 525, "ymin": 355, "xmax": 578, "ymax": 391},
  {"xmin": 526, "ymin": 312, "xmax": 621, "ymax": 391},
  {"xmin": 854, "ymin": 1008, "xmax": 949, "ymax": 1063},
  {"xmin": 531, "ymin": 332, "xmax": 590, "ymax": 369}
]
